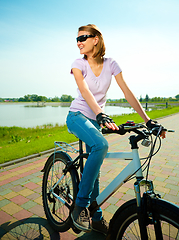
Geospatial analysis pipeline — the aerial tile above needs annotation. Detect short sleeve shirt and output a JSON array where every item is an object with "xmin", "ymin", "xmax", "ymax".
[{"xmin": 69, "ymin": 57, "xmax": 122, "ymax": 120}]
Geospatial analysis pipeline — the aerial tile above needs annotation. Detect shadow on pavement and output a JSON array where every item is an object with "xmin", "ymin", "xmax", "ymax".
[
  {"xmin": 0, "ymin": 217, "xmax": 60, "ymax": 239},
  {"xmin": 0, "ymin": 217, "xmax": 106, "ymax": 239},
  {"xmin": 75, "ymin": 230, "xmax": 106, "ymax": 240}
]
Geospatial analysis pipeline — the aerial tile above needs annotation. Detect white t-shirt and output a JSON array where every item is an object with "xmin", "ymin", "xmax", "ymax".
[{"xmin": 70, "ymin": 57, "xmax": 122, "ymax": 120}]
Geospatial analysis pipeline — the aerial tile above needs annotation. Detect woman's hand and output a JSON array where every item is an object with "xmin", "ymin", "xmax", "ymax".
[
  {"xmin": 96, "ymin": 113, "xmax": 119, "ymax": 130},
  {"xmin": 103, "ymin": 121, "xmax": 119, "ymax": 131},
  {"xmin": 146, "ymin": 119, "xmax": 166, "ymax": 139}
]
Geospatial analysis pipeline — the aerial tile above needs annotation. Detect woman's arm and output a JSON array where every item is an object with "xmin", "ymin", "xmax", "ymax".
[
  {"xmin": 115, "ymin": 72, "xmax": 150, "ymax": 123},
  {"xmin": 72, "ymin": 68, "xmax": 102, "ymax": 115}
]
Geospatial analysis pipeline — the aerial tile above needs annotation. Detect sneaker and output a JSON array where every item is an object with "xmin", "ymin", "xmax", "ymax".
[
  {"xmin": 92, "ymin": 217, "xmax": 109, "ymax": 235},
  {"xmin": 71, "ymin": 204, "xmax": 91, "ymax": 232}
]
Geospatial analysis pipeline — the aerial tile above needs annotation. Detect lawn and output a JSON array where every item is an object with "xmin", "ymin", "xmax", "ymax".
[{"xmin": 0, "ymin": 106, "xmax": 179, "ymax": 164}]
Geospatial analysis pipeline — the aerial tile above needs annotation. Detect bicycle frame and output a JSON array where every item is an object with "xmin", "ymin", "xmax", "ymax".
[{"xmin": 95, "ymin": 149, "xmax": 143, "ymax": 207}]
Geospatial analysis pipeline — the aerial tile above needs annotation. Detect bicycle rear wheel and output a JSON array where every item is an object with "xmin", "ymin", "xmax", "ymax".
[
  {"xmin": 42, "ymin": 151, "xmax": 79, "ymax": 232},
  {"xmin": 108, "ymin": 198, "xmax": 179, "ymax": 240}
]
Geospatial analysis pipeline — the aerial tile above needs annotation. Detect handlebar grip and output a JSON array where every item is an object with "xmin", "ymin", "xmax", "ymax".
[
  {"xmin": 102, "ymin": 125, "xmax": 126, "ymax": 135},
  {"xmin": 167, "ymin": 130, "xmax": 175, "ymax": 132}
]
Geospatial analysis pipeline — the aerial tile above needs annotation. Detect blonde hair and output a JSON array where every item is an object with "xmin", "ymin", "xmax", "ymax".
[{"xmin": 78, "ymin": 24, "xmax": 105, "ymax": 59}]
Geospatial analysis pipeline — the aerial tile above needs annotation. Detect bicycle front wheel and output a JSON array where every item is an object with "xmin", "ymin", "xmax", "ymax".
[
  {"xmin": 109, "ymin": 198, "xmax": 179, "ymax": 240},
  {"xmin": 42, "ymin": 151, "xmax": 79, "ymax": 232}
]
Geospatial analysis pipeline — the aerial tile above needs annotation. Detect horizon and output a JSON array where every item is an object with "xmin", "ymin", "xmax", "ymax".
[{"xmin": 1, "ymin": 93, "xmax": 178, "ymax": 101}]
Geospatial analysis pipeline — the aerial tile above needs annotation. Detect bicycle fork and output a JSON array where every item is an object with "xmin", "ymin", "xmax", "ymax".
[{"xmin": 134, "ymin": 179, "xmax": 163, "ymax": 240}]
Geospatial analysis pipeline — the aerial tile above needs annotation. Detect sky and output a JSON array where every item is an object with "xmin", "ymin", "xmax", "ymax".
[{"xmin": 0, "ymin": 0, "xmax": 179, "ymax": 100}]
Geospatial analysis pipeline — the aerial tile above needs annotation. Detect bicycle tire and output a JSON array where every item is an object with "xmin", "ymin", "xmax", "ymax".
[
  {"xmin": 42, "ymin": 151, "xmax": 79, "ymax": 232},
  {"xmin": 108, "ymin": 198, "xmax": 179, "ymax": 240}
]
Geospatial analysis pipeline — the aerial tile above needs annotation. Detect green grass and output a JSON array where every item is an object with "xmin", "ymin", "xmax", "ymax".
[
  {"xmin": 0, "ymin": 124, "xmax": 77, "ymax": 164},
  {"xmin": 0, "ymin": 106, "xmax": 179, "ymax": 164},
  {"xmin": 112, "ymin": 106, "xmax": 179, "ymax": 125}
]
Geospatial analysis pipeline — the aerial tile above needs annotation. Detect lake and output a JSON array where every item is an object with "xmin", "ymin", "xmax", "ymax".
[{"xmin": 0, "ymin": 103, "xmax": 134, "ymax": 128}]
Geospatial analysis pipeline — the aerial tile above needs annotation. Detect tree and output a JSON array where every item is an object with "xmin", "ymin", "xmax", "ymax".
[
  {"xmin": 175, "ymin": 94, "xmax": 179, "ymax": 100},
  {"xmin": 52, "ymin": 96, "xmax": 60, "ymax": 102},
  {"xmin": 145, "ymin": 94, "xmax": 149, "ymax": 102},
  {"xmin": 36, "ymin": 96, "xmax": 47, "ymax": 102},
  {"xmin": 30, "ymin": 94, "xmax": 39, "ymax": 101},
  {"xmin": 60, "ymin": 94, "xmax": 73, "ymax": 102},
  {"xmin": 23, "ymin": 95, "xmax": 31, "ymax": 102},
  {"xmin": 18, "ymin": 97, "xmax": 24, "ymax": 102}
]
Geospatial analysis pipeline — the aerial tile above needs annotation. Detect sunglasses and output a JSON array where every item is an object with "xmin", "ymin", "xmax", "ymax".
[{"xmin": 76, "ymin": 34, "xmax": 95, "ymax": 43}]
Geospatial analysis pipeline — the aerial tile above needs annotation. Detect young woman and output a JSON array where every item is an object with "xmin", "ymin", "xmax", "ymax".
[{"xmin": 66, "ymin": 24, "xmax": 165, "ymax": 235}]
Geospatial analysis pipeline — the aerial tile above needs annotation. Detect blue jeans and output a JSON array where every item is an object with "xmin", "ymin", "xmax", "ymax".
[{"xmin": 66, "ymin": 111, "xmax": 108, "ymax": 221}]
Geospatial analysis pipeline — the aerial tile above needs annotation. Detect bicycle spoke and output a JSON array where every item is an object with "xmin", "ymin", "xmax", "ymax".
[{"xmin": 123, "ymin": 221, "xmax": 141, "ymax": 239}]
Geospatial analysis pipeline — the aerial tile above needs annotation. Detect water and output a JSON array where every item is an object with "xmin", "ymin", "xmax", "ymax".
[{"xmin": 0, "ymin": 104, "xmax": 134, "ymax": 128}]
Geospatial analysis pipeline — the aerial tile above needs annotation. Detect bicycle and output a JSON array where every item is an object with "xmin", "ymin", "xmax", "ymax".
[{"xmin": 41, "ymin": 121, "xmax": 179, "ymax": 239}]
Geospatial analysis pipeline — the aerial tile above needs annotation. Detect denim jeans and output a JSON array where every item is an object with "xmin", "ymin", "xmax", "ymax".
[{"xmin": 66, "ymin": 111, "xmax": 109, "ymax": 221}]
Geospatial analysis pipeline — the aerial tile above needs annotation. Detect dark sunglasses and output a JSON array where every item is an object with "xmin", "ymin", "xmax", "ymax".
[{"xmin": 76, "ymin": 34, "xmax": 95, "ymax": 43}]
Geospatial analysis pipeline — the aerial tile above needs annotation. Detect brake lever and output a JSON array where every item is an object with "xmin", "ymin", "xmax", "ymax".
[
  {"xmin": 157, "ymin": 125, "xmax": 164, "ymax": 137},
  {"xmin": 149, "ymin": 125, "xmax": 164, "ymax": 137},
  {"xmin": 151, "ymin": 126, "xmax": 175, "ymax": 137}
]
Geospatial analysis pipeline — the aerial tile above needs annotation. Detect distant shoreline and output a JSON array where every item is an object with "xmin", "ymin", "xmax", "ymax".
[
  {"xmin": 1, "ymin": 101, "xmax": 179, "ymax": 108},
  {"xmin": 0, "ymin": 101, "xmax": 134, "ymax": 107},
  {"xmin": 0, "ymin": 102, "xmax": 71, "ymax": 107}
]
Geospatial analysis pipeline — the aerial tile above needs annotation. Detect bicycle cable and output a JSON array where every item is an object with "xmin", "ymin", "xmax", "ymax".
[
  {"xmin": 124, "ymin": 134, "xmax": 161, "ymax": 183},
  {"xmin": 145, "ymin": 133, "xmax": 161, "ymax": 182}
]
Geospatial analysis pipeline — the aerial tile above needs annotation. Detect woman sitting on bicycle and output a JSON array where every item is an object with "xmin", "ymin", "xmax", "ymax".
[{"xmin": 66, "ymin": 24, "xmax": 164, "ymax": 235}]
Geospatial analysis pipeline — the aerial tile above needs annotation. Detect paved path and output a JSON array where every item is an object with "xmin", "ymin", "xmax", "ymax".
[{"xmin": 0, "ymin": 114, "xmax": 179, "ymax": 239}]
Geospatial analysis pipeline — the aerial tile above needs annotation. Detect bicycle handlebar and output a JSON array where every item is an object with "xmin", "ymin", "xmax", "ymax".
[
  {"xmin": 102, "ymin": 124, "xmax": 127, "ymax": 135},
  {"xmin": 102, "ymin": 123, "xmax": 144, "ymax": 135},
  {"xmin": 102, "ymin": 121, "xmax": 174, "ymax": 136}
]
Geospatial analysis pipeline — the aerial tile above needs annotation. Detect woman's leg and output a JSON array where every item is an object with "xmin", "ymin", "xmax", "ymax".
[
  {"xmin": 85, "ymin": 144, "xmax": 103, "ymax": 221},
  {"xmin": 66, "ymin": 111, "xmax": 108, "ymax": 213}
]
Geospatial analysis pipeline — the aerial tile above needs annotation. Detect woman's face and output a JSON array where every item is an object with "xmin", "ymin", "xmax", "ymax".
[{"xmin": 77, "ymin": 31, "xmax": 97, "ymax": 57}]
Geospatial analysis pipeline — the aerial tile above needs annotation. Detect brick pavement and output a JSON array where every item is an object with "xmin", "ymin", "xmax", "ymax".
[{"xmin": 0, "ymin": 114, "xmax": 179, "ymax": 239}]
